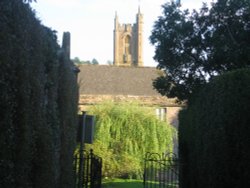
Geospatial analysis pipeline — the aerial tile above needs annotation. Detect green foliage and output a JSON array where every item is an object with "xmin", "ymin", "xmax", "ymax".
[
  {"xmin": 106, "ymin": 60, "xmax": 113, "ymax": 65},
  {"xmin": 72, "ymin": 57, "xmax": 99, "ymax": 65},
  {"xmin": 23, "ymin": 0, "xmax": 36, "ymax": 3},
  {"xmin": 91, "ymin": 58, "xmax": 99, "ymax": 65},
  {"xmin": 0, "ymin": 1, "xmax": 78, "ymax": 187},
  {"xmin": 179, "ymin": 69, "xmax": 250, "ymax": 188},
  {"xmin": 86, "ymin": 102, "xmax": 175, "ymax": 179},
  {"xmin": 150, "ymin": 0, "xmax": 250, "ymax": 100}
]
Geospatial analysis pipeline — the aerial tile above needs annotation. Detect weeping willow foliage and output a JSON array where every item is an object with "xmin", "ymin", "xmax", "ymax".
[{"xmin": 86, "ymin": 101, "xmax": 175, "ymax": 179}]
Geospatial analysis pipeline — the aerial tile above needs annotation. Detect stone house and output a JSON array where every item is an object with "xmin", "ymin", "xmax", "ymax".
[{"xmin": 77, "ymin": 64, "xmax": 182, "ymax": 128}]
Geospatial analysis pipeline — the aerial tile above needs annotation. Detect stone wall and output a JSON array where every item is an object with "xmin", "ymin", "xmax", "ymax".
[
  {"xmin": 78, "ymin": 94, "xmax": 183, "ymax": 126},
  {"xmin": 79, "ymin": 94, "xmax": 179, "ymax": 106}
]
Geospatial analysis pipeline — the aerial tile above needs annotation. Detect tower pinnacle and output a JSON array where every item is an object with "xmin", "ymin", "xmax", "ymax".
[{"xmin": 138, "ymin": 0, "xmax": 141, "ymax": 13}]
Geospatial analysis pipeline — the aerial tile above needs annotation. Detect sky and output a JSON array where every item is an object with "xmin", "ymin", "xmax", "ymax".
[{"xmin": 31, "ymin": 0, "xmax": 213, "ymax": 67}]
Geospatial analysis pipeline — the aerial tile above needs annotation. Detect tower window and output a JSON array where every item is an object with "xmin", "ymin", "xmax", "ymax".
[{"xmin": 124, "ymin": 35, "xmax": 131, "ymax": 55}]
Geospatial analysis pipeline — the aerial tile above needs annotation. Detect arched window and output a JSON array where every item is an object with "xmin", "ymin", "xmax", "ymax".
[{"xmin": 124, "ymin": 35, "xmax": 131, "ymax": 55}]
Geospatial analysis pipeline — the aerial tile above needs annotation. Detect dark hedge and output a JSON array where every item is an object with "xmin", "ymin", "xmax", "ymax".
[
  {"xmin": 179, "ymin": 69, "xmax": 250, "ymax": 188},
  {"xmin": 0, "ymin": 1, "xmax": 78, "ymax": 187}
]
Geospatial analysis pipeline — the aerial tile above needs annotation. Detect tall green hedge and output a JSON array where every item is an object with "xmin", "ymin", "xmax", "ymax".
[
  {"xmin": 179, "ymin": 69, "xmax": 250, "ymax": 188},
  {"xmin": 0, "ymin": 1, "xmax": 78, "ymax": 187}
]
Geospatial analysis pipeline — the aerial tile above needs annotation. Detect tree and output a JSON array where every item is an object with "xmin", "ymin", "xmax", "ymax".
[
  {"xmin": 23, "ymin": 0, "xmax": 36, "ymax": 3},
  {"xmin": 72, "ymin": 57, "xmax": 81, "ymax": 64},
  {"xmin": 150, "ymin": 0, "xmax": 250, "ymax": 100},
  {"xmin": 72, "ymin": 57, "xmax": 99, "ymax": 65},
  {"xmin": 85, "ymin": 101, "xmax": 175, "ymax": 179},
  {"xmin": 106, "ymin": 60, "xmax": 113, "ymax": 65},
  {"xmin": 91, "ymin": 58, "xmax": 99, "ymax": 65}
]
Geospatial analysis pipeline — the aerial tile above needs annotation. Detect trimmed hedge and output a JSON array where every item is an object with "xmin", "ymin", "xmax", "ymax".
[
  {"xmin": 0, "ymin": 1, "xmax": 78, "ymax": 187},
  {"xmin": 179, "ymin": 69, "xmax": 250, "ymax": 188}
]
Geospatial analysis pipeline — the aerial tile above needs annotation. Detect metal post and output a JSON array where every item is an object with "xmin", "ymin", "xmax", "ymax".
[
  {"xmin": 90, "ymin": 149, "xmax": 94, "ymax": 188},
  {"xmin": 78, "ymin": 111, "xmax": 86, "ymax": 188}
]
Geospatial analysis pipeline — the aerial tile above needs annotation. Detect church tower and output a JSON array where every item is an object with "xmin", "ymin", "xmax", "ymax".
[{"xmin": 113, "ymin": 8, "xmax": 143, "ymax": 67}]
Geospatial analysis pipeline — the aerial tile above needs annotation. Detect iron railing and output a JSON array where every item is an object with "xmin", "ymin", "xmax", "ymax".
[
  {"xmin": 144, "ymin": 152, "xmax": 179, "ymax": 188},
  {"xmin": 74, "ymin": 149, "xmax": 102, "ymax": 188}
]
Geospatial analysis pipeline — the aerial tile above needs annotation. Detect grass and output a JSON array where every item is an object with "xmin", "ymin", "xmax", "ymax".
[
  {"xmin": 102, "ymin": 178, "xmax": 178, "ymax": 188},
  {"xmin": 102, "ymin": 179, "xmax": 143, "ymax": 188}
]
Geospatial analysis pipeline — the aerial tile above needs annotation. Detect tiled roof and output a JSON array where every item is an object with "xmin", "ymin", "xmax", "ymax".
[{"xmin": 77, "ymin": 65, "xmax": 162, "ymax": 96}]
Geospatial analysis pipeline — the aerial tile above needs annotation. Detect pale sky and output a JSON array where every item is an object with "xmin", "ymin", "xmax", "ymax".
[{"xmin": 31, "ymin": 0, "xmax": 213, "ymax": 67}]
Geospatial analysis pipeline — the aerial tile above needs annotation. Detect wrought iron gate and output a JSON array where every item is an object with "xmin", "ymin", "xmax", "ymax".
[
  {"xmin": 74, "ymin": 149, "xmax": 102, "ymax": 188},
  {"xmin": 144, "ymin": 152, "xmax": 179, "ymax": 188}
]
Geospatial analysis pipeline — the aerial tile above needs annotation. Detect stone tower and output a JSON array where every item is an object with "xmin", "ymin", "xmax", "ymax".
[{"xmin": 113, "ymin": 7, "xmax": 143, "ymax": 67}]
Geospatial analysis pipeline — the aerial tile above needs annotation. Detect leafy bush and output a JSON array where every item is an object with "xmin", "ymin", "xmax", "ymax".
[
  {"xmin": 86, "ymin": 101, "xmax": 175, "ymax": 179},
  {"xmin": 179, "ymin": 69, "xmax": 250, "ymax": 188}
]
